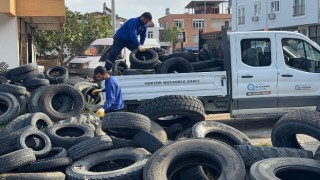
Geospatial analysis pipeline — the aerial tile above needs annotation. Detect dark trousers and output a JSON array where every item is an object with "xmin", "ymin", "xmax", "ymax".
[
  {"xmin": 105, "ymin": 37, "xmax": 137, "ymax": 70},
  {"xmin": 104, "ymin": 109, "xmax": 124, "ymax": 114}
]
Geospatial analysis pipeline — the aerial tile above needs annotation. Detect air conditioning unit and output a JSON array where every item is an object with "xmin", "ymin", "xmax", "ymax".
[
  {"xmin": 252, "ymin": 16, "xmax": 259, "ymax": 21},
  {"xmin": 268, "ymin": 13, "xmax": 276, "ymax": 19}
]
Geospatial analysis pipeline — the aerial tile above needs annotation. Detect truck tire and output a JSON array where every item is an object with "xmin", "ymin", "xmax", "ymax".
[
  {"xmin": 150, "ymin": 120, "xmax": 168, "ymax": 144},
  {"xmin": 0, "ymin": 148, "xmax": 36, "ymax": 173},
  {"xmin": 133, "ymin": 130, "xmax": 165, "ymax": 153},
  {"xmin": 250, "ymin": 157, "xmax": 320, "ymax": 180},
  {"xmin": 66, "ymin": 148, "xmax": 150, "ymax": 180},
  {"xmin": 0, "ymin": 84, "xmax": 26, "ymax": 96},
  {"xmin": 18, "ymin": 131, "xmax": 52, "ymax": 157},
  {"xmin": 158, "ymin": 57, "xmax": 194, "ymax": 74},
  {"xmin": 44, "ymin": 123, "xmax": 94, "ymax": 149},
  {"xmin": 28, "ymin": 85, "xmax": 50, "ymax": 113},
  {"xmin": 129, "ymin": 49, "xmax": 159, "ymax": 69},
  {"xmin": 271, "ymin": 110, "xmax": 320, "ymax": 149},
  {"xmin": 191, "ymin": 121, "xmax": 252, "ymax": 147},
  {"xmin": 163, "ymin": 52, "xmax": 197, "ymax": 63},
  {"xmin": 110, "ymin": 136, "xmax": 138, "ymax": 148},
  {"xmin": 143, "ymin": 139, "xmax": 246, "ymax": 180},
  {"xmin": 44, "ymin": 66, "xmax": 68, "ymax": 84},
  {"xmin": 19, "ymin": 157, "xmax": 73, "ymax": 172},
  {"xmin": 0, "ymin": 172, "xmax": 66, "ymax": 180},
  {"xmin": 0, "ymin": 62, "xmax": 9, "ymax": 75},
  {"xmin": 136, "ymin": 95, "xmax": 205, "ymax": 129},
  {"xmin": 8, "ymin": 63, "xmax": 38, "ymax": 76},
  {"xmin": 235, "ymin": 145, "xmax": 313, "ymax": 168},
  {"xmin": 39, "ymin": 84, "xmax": 84, "ymax": 121},
  {"xmin": 0, "ymin": 92, "xmax": 20, "ymax": 125}
]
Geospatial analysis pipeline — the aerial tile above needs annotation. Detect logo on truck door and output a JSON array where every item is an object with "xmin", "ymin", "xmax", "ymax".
[{"xmin": 246, "ymin": 83, "xmax": 271, "ymax": 96}]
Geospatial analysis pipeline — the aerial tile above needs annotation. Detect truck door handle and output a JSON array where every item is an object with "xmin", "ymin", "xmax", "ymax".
[
  {"xmin": 241, "ymin": 75, "xmax": 253, "ymax": 78},
  {"xmin": 281, "ymin": 74, "xmax": 293, "ymax": 77}
]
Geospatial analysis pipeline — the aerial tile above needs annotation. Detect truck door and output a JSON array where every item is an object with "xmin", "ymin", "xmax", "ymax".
[
  {"xmin": 276, "ymin": 33, "xmax": 320, "ymax": 113},
  {"xmin": 232, "ymin": 34, "xmax": 278, "ymax": 116}
]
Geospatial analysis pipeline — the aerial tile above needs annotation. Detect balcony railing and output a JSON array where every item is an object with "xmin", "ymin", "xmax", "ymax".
[{"xmin": 293, "ymin": 4, "xmax": 305, "ymax": 17}]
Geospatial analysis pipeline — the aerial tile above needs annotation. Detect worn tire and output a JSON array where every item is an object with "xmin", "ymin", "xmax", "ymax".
[
  {"xmin": 122, "ymin": 69, "xmax": 143, "ymax": 75},
  {"xmin": 39, "ymin": 84, "xmax": 84, "ymax": 121},
  {"xmin": 271, "ymin": 110, "xmax": 320, "ymax": 149},
  {"xmin": 110, "ymin": 136, "xmax": 138, "ymax": 148},
  {"xmin": 67, "ymin": 135, "xmax": 113, "ymax": 161},
  {"xmin": 101, "ymin": 112, "xmax": 151, "ymax": 138},
  {"xmin": 24, "ymin": 112, "xmax": 53, "ymax": 131},
  {"xmin": 191, "ymin": 60, "xmax": 221, "ymax": 71},
  {"xmin": 158, "ymin": 57, "xmax": 194, "ymax": 74},
  {"xmin": 44, "ymin": 66, "xmax": 68, "ymax": 84},
  {"xmin": 235, "ymin": 145, "xmax": 313, "ymax": 168},
  {"xmin": 133, "ymin": 130, "xmax": 164, "ymax": 153},
  {"xmin": 8, "ymin": 63, "xmax": 38, "ymax": 76},
  {"xmin": 113, "ymin": 60, "xmax": 129, "ymax": 73},
  {"xmin": 66, "ymin": 76, "xmax": 90, "ymax": 85},
  {"xmin": 36, "ymin": 147, "xmax": 67, "ymax": 162},
  {"xmin": 24, "ymin": 78, "xmax": 50, "ymax": 90},
  {"xmin": 66, "ymin": 148, "xmax": 150, "ymax": 180},
  {"xmin": 0, "ymin": 62, "xmax": 9, "ymax": 75},
  {"xmin": 75, "ymin": 82, "xmax": 104, "ymax": 111},
  {"xmin": 0, "ymin": 148, "xmax": 36, "ymax": 173},
  {"xmin": 0, "ymin": 114, "xmax": 33, "ymax": 135},
  {"xmin": 0, "ymin": 172, "xmax": 66, "ymax": 180},
  {"xmin": 136, "ymin": 95, "xmax": 205, "ymax": 129},
  {"xmin": 44, "ymin": 123, "xmax": 94, "ymax": 149},
  {"xmin": 143, "ymin": 139, "xmax": 246, "ymax": 180},
  {"xmin": 9, "ymin": 70, "xmax": 39, "ymax": 82},
  {"xmin": 18, "ymin": 130, "xmax": 52, "ymax": 157},
  {"xmin": 27, "ymin": 85, "xmax": 51, "ymax": 113},
  {"xmin": 0, "ymin": 84, "xmax": 26, "ymax": 95},
  {"xmin": 191, "ymin": 121, "xmax": 252, "ymax": 147},
  {"xmin": 129, "ymin": 49, "xmax": 159, "ymax": 69},
  {"xmin": 163, "ymin": 52, "xmax": 197, "ymax": 63},
  {"xmin": 150, "ymin": 120, "xmax": 168, "ymax": 144},
  {"xmin": 0, "ymin": 92, "xmax": 20, "ymax": 125},
  {"xmin": 19, "ymin": 157, "xmax": 73, "ymax": 172},
  {"xmin": 15, "ymin": 92, "xmax": 29, "ymax": 113},
  {"xmin": 250, "ymin": 157, "xmax": 320, "ymax": 180},
  {"xmin": 0, "ymin": 76, "xmax": 8, "ymax": 84}
]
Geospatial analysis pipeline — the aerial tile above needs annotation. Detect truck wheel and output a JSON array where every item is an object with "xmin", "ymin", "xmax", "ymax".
[
  {"xmin": 250, "ymin": 157, "xmax": 320, "ymax": 180},
  {"xmin": 129, "ymin": 49, "xmax": 158, "ymax": 69},
  {"xmin": 158, "ymin": 57, "xmax": 194, "ymax": 74},
  {"xmin": 0, "ymin": 92, "xmax": 20, "ymax": 125},
  {"xmin": 44, "ymin": 66, "xmax": 68, "ymax": 84},
  {"xmin": 271, "ymin": 110, "xmax": 320, "ymax": 150},
  {"xmin": 136, "ymin": 95, "xmax": 205, "ymax": 129},
  {"xmin": 143, "ymin": 139, "xmax": 246, "ymax": 180},
  {"xmin": 191, "ymin": 121, "xmax": 252, "ymax": 147},
  {"xmin": 235, "ymin": 145, "xmax": 313, "ymax": 168}
]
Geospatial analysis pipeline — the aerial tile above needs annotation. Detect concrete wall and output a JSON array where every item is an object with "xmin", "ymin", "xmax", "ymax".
[{"xmin": 0, "ymin": 14, "xmax": 19, "ymax": 68}]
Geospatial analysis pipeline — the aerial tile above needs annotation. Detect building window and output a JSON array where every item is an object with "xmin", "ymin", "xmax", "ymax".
[
  {"xmin": 309, "ymin": 25, "xmax": 320, "ymax": 45},
  {"xmin": 165, "ymin": 22, "xmax": 168, "ymax": 30},
  {"xmin": 173, "ymin": 20, "xmax": 184, "ymax": 28},
  {"xmin": 293, "ymin": 0, "xmax": 305, "ymax": 17},
  {"xmin": 193, "ymin": 19, "xmax": 205, "ymax": 29},
  {"xmin": 148, "ymin": 31, "xmax": 153, "ymax": 39},
  {"xmin": 238, "ymin": 6, "xmax": 245, "ymax": 25},
  {"xmin": 193, "ymin": 35, "xmax": 199, "ymax": 43},
  {"xmin": 254, "ymin": 1, "xmax": 262, "ymax": 16},
  {"xmin": 270, "ymin": 0, "xmax": 280, "ymax": 13}
]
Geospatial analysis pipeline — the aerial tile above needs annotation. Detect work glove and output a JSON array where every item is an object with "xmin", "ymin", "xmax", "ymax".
[
  {"xmin": 138, "ymin": 46, "xmax": 146, "ymax": 52},
  {"xmin": 96, "ymin": 108, "xmax": 105, "ymax": 118},
  {"xmin": 92, "ymin": 89, "xmax": 102, "ymax": 95}
]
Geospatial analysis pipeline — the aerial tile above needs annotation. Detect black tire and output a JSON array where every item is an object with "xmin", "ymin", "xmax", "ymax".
[
  {"xmin": 67, "ymin": 135, "xmax": 113, "ymax": 161},
  {"xmin": 0, "ymin": 84, "xmax": 26, "ymax": 95},
  {"xmin": 191, "ymin": 121, "xmax": 252, "ymax": 147},
  {"xmin": 196, "ymin": 67, "xmax": 222, "ymax": 72},
  {"xmin": 36, "ymin": 147, "xmax": 67, "ymax": 162},
  {"xmin": 0, "ymin": 76, "xmax": 8, "ymax": 84},
  {"xmin": 198, "ymin": 48, "xmax": 211, "ymax": 61},
  {"xmin": 0, "ymin": 92, "xmax": 20, "ymax": 125},
  {"xmin": 9, "ymin": 70, "xmax": 39, "ymax": 82},
  {"xmin": 66, "ymin": 148, "xmax": 150, "ymax": 180},
  {"xmin": 191, "ymin": 60, "xmax": 218, "ymax": 71},
  {"xmin": 129, "ymin": 49, "xmax": 159, "ymax": 69},
  {"xmin": 314, "ymin": 146, "xmax": 320, "ymax": 160},
  {"xmin": 250, "ymin": 157, "xmax": 320, "ymax": 180},
  {"xmin": 0, "ymin": 114, "xmax": 33, "ymax": 135},
  {"xmin": 8, "ymin": 63, "xmax": 38, "ymax": 76},
  {"xmin": 0, "ymin": 148, "xmax": 36, "ymax": 173},
  {"xmin": 235, "ymin": 145, "xmax": 313, "ymax": 168},
  {"xmin": 39, "ymin": 84, "xmax": 84, "ymax": 121},
  {"xmin": 44, "ymin": 123, "xmax": 94, "ymax": 149},
  {"xmin": 66, "ymin": 75, "xmax": 90, "ymax": 85},
  {"xmin": 113, "ymin": 60, "xmax": 129, "ymax": 73},
  {"xmin": 271, "ymin": 110, "xmax": 320, "ymax": 149},
  {"xmin": 24, "ymin": 78, "xmax": 50, "ymax": 90},
  {"xmin": 150, "ymin": 120, "xmax": 168, "ymax": 144},
  {"xmin": 110, "ymin": 136, "xmax": 138, "ymax": 148},
  {"xmin": 19, "ymin": 157, "xmax": 73, "ymax": 172},
  {"xmin": 163, "ymin": 52, "xmax": 197, "ymax": 63},
  {"xmin": 133, "ymin": 130, "xmax": 164, "ymax": 153},
  {"xmin": 101, "ymin": 112, "xmax": 151, "ymax": 138},
  {"xmin": 44, "ymin": 66, "xmax": 68, "ymax": 84},
  {"xmin": 122, "ymin": 69, "xmax": 143, "ymax": 75},
  {"xmin": 0, "ymin": 62, "xmax": 9, "ymax": 75},
  {"xmin": 0, "ymin": 172, "xmax": 66, "ymax": 180},
  {"xmin": 143, "ymin": 139, "xmax": 246, "ymax": 180},
  {"xmin": 74, "ymin": 82, "xmax": 104, "ymax": 112},
  {"xmin": 24, "ymin": 112, "xmax": 53, "ymax": 131},
  {"xmin": 158, "ymin": 57, "xmax": 194, "ymax": 74},
  {"xmin": 27, "ymin": 85, "xmax": 50, "ymax": 113},
  {"xmin": 16, "ymin": 92, "xmax": 29, "ymax": 113},
  {"xmin": 18, "ymin": 130, "xmax": 52, "ymax": 157},
  {"xmin": 136, "ymin": 95, "xmax": 205, "ymax": 129}
]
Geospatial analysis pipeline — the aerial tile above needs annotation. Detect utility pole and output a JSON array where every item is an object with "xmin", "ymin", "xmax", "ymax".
[{"xmin": 111, "ymin": 0, "xmax": 116, "ymax": 35}]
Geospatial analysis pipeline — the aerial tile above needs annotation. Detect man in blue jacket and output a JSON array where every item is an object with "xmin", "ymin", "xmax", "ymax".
[
  {"xmin": 93, "ymin": 66, "xmax": 124, "ymax": 117},
  {"xmin": 105, "ymin": 12, "xmax": 152, "ymax": 70}
]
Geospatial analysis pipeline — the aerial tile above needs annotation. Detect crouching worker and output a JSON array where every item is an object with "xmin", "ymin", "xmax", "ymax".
[{"xmin": 92, "ymin": 66, "xmax": 124, "ymax": 117}]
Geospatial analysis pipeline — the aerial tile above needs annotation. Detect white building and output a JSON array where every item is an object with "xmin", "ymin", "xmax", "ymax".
[{"xmin": 232, "ymin": 0, "xmax": 320, "ymax": 44}]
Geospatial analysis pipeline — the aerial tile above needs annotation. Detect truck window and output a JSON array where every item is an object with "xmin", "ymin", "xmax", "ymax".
[
  {"xmin": 241, "ymin": 39, "xmax": 271, "ymax": 67},
  {"xmin": 282, "ymin": 38, "xmax": 320, "ymax": 73},
  {"xmin": 81, "ymin": 45, "xmax": 110, "ymax": 56}
]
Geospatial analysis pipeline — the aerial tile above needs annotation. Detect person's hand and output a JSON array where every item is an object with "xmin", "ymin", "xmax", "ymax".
[
  {"xmin": 92, "ymin": 89, "xmax": 102, "ymax": 95},
  {"xmin": 96, "ymin": 108, "xmax": 105, "ymax": 117},
  {"xmin": 138, "ymin": 46, "xmax": 146, "ymax": 52}
]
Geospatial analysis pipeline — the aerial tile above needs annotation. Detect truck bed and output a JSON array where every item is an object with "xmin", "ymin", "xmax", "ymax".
[{"xmin": 116, "ymin": 71, "xmax": 228, "ymax": 101}]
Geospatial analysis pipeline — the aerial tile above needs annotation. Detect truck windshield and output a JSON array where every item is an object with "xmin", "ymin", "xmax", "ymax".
[{"xmin": 81, "ymin": 45, "xmax": 110, "ymax": 56}]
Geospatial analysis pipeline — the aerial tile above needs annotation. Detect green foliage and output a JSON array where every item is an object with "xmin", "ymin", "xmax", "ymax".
[
  {"xmin": 162, "ymin": 26, "xmax": 181, "ymax": 51},
  {"xmin": 34, "ymin": 8, "xmax": 112, "ymax": 65}
]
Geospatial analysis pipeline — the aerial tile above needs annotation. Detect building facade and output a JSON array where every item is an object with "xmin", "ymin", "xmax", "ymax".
[
  {"xmin": 232, "ymin": 0, "xmax": 320, "ymax": 44},
  {"xmin": 0, "ymin": 0, "xmax": 65, "ymax": 68},
  {"xmin": 158, "ymin": 0, "xmax": 231, "ymax": 50}
]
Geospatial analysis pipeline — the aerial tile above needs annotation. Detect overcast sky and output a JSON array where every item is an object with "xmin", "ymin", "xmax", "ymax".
[{"xmin": 65, "ymin": 0, "xmax": 192, "ymax": 26}]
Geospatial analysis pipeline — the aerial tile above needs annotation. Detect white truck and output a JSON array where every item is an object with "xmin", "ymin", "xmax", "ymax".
[
  {"xmin": 117, "ymin": 27, "xmax": 320, "ymax": 118},
  {"xmin": 67, "ymin": 38, "xmax": 160, "ymax": 78}
]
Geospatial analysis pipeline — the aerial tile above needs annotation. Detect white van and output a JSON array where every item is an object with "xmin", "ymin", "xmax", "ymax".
[{"xmin": 67, "ymin": 38, "xmax": 160, "ymax": 78}]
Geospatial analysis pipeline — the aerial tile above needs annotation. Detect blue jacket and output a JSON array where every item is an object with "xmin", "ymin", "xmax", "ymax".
[
  {"xmin": 115, "ymin": 17, "xmax": 147, "ymax": 47},
  {"xmin": 102, "ymin": 76, "xmax": 124, "ymax": 111}
]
